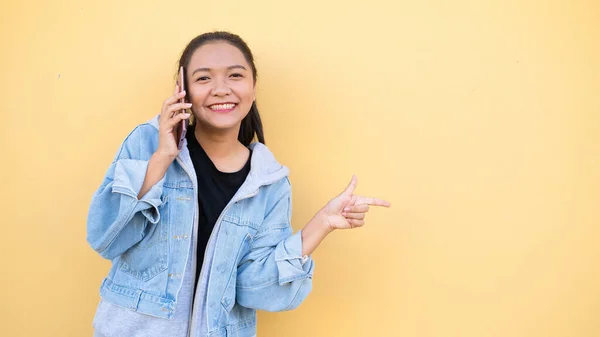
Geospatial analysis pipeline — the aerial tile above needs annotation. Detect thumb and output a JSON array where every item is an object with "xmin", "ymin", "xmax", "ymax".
[{"xmin": 342, "ymin": 175, "xmax": 357, "ymax": 196}]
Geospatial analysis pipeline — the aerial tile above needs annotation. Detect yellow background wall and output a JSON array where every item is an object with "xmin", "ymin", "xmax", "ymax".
[{"xmin": 1, "ymin": 0, "xmax": 599, "ymax": 336}]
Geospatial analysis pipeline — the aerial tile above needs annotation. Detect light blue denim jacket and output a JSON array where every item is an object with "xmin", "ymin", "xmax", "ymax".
[{"xmin": 87, "ymin": 115, "xmax": 314, "ymax": 337}]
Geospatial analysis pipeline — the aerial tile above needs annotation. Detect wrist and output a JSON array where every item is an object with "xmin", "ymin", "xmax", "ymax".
[
  {"xmin": 311, "ymin": 209, "xmax": 335, "ymax": 235},
  {"xmin": 150, "ymin": 152, "xmax": 175, "ymax": 176},
  {"xmin": 301, "ymin": 210, "xmax": 333, "ymax": 257},
  {"xmin": 152, "ymin": 151, "xmax": 176, "ymax": 165}
]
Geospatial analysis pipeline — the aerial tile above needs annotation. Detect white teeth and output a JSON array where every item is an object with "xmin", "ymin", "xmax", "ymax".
[{"xmin": 209, "ymin": 103, "xmax": 235, "ymax": 110}]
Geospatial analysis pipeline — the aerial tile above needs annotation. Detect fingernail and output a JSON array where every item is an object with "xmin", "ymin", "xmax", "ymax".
[
  {"xmin": 186, "ymin": 103, "xmax": 192, "ymax": 106},
  {"xmin": 344, "ymin": 207, "xmax": 350, "ymax": 212}
]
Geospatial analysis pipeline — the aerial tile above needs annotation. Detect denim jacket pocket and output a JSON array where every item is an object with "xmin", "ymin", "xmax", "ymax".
[
  {"xmin": 220, "ymin": 217, "xmax": 256, "ymax": 312},
  {"xmin": 119, "ymin": 194, "xmax": 169, "ymax": 281}
]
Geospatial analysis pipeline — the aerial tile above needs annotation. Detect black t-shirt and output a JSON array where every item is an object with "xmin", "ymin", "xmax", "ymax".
[{"xmin": 185, "ymin": 130, "xmax": 251, "ymax": 295}]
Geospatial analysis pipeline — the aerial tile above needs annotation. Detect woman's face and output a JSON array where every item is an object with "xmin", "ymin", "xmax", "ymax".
[{"xmin": 186, "ymin": 42, "xmax": 255, "ymax": 133}]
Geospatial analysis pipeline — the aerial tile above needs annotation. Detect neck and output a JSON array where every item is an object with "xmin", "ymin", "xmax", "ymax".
[{"xmin": 193, "ymin": 123, "xmax": 244, "ymax": 159}]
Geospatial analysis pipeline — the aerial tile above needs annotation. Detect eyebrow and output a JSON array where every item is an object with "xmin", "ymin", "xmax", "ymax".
[{"xmin": 191, "ymin": 65, "xmax": 247, "ymax": 75}]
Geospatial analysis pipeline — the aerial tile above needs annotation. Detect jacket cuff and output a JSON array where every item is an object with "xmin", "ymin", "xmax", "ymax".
[
  {"xmin": 111, "ymin": 159, "xmax": 166, "ymax": 224},
  {"xmin": 274, "ymin": 230, "xmax": 314, "ymax": 285}
]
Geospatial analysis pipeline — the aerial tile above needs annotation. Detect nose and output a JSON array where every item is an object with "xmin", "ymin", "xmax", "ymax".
[{"xmin": 211, "ymin": 78, "xmax": 231, "ymax": 97}]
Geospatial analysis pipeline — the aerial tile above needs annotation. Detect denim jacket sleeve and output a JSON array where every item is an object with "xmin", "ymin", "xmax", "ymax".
[
  {"xmin": 235, "ymin": 179, "xmax": 315, "ymax": 312},
  {"xmin": 86, "ymin": 126, "xmax": 166, "ymax": 260}
]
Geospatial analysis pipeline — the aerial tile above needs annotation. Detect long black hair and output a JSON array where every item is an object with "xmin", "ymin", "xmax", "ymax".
[{"xmin": 178, "ymin": 31, "xmax": 265, "ymax": 146}]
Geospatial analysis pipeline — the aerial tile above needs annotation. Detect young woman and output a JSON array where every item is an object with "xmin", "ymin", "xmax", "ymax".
[{"xmin": 87, "ymin": 31, "xmax": 390, "ymax": 337}]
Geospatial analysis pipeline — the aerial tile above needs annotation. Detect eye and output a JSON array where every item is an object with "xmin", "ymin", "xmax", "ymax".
[
  {"xmin": 230, "ymin": 73, "xmax": 243, "ymax": 78},
  {"xmin": 197, "ymin": 76, "xmax": 210, "ymax": 81}
]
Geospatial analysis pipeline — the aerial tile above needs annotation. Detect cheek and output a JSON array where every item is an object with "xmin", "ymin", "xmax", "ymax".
[
  {"xmin": 234, "ymin": 83, "xmax": 255, "ymax": 101},
  {"xmin": 189, "ymin": 90, "xmax": 209, "ymax": 104}
]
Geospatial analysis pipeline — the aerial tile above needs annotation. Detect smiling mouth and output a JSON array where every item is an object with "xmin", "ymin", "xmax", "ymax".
[{"xmin": 208, "ymin": 103, "xmax": 237, "ymax": 112}]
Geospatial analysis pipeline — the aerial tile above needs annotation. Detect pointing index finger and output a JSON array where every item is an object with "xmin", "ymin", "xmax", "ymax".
[{"xmin": 356, "ymin": 195, "xmax": 391, "ymax": 207}]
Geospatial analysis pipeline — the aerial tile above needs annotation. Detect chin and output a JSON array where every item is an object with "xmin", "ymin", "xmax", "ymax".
[
  {"xmin": 193, "ymin": 105, "xmax": 251, "ymax": 131},
  {"xmin": 197, "ymin": 115, "xmax": 244, "ymax": 131}
]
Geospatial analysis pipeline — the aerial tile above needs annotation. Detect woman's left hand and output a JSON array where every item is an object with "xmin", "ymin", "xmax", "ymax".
[{"xmin": 321, "ymin": 175, "xmax": 391, "ymax": 231}]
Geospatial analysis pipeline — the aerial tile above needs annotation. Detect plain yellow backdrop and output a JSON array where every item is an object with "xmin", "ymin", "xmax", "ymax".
[{"xmin": 1, "ymin": 0, "xmax": 599, "ymax": 336}]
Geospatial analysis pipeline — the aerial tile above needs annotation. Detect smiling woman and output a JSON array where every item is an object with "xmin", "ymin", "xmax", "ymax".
[
  {"xmin": 86, "ymin": 31, "xmax": 390, "ymax": 337},
  {"xmin": 179, "ymin": 32, "xmax": 264, "ymax": 147},
  {"xmin": 186, "ymin": 44, "xmax": 256, "ymax": 135}
]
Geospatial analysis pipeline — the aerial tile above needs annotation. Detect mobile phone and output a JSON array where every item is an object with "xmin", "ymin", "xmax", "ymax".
[{"xmin": 175, "ymin": 66, "xmax": 188, "ymax": 150}]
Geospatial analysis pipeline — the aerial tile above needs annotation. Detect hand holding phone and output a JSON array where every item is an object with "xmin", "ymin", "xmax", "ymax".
[{"xmin": 156, "ymin": 67, "xmax": 191, "ymax": 160}]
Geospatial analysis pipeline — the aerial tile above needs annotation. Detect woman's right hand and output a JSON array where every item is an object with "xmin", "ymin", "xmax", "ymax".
[{"xmin": 156, "ymin": 83, "xmax": 192, "ymax": 160}]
